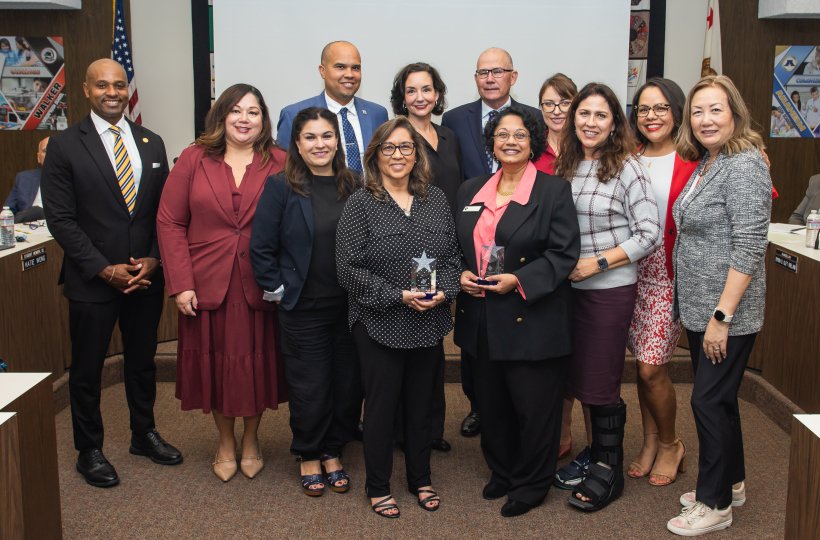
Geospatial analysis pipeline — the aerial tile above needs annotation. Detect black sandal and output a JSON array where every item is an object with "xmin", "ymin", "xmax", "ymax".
[
  {"xmin": 321, "ymin": 453, "xmax": 350, "ymax": 493},
  {"xmin": 371, "ymin": 495, "xmax": 400, "ymax": 518},
  {"xmin": 567, "ymin": 462, "xmax": 623, "ymax": 512},
  {"xmin": 414, "ymin": 488, "xmax": 441, "ymax": 512}
]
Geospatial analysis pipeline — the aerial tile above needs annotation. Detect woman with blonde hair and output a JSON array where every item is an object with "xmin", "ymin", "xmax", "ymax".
[{"xmin": 666, "ymin": 75, "xmax": 771, "ymax": 536}]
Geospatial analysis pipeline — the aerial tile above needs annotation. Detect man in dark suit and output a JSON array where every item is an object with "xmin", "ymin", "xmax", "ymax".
[
  {"xmin": 41, "ymin": 58, "xmax": 181, "ymax": 488},
  {"xmin": 4, "ymin": 136, "xmax": 48, "ymax": 221},
  {"xmin": 442, "ymin": 48, "xmax": 544, "ymax": 437},
  {"xmin": 443, "ymin": 48, "xmax": 544, "ymax": 181},
  {"xmin": 276, "ymin": 41, "xmax": 388, "ymax": 172}
]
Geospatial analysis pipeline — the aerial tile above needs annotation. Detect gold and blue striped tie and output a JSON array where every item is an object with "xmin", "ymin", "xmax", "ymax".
[{"xmin": 109, "ymin": 125, "xmax": 136, "ymax": 215}]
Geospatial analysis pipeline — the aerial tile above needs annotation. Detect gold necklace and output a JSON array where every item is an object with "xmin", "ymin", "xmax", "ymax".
[{"xmin": 497, "ymin": 186, "xmax": 515, "ymax": 196}]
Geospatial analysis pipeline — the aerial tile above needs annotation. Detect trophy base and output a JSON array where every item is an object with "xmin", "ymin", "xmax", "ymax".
[
  {"xmin": 422, "ymin": 292, "xmax": 435, "ymax": 300},
  {"xmin": 476, "ymin": 278, "xmax": 498, "ymax": 285}
]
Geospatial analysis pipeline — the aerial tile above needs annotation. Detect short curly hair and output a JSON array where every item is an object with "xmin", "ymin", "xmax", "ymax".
[{"xmin": 482, "ymin": 106, "xmax": 546, "ymax": 164}]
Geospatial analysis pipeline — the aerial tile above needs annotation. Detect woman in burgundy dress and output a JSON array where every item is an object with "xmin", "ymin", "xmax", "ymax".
[{"xmin": 157, "ymin": 84, "xmax": 287, "ymax": 482}]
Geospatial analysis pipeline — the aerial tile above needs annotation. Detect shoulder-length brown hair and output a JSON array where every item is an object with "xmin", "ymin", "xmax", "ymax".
[
  {"xmin": 284, "ymin": 107, "xmax": 359, "ymax": 199},
  {"xmin": 195, "ymin": 83, "xmax": 278, "ymax": 165},
  {"xmin": 676, "ymin": 75, "xmax": 765, "ymax": 161},
  {"xmin": 554, "ymin": 82, "xmax": 636, "ymax": 183},
  {"xmin": 363, "ymin": 116, "xmax": 432, "ymax": 201}
]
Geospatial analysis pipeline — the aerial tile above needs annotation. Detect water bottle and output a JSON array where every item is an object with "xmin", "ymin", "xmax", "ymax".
[
  {"xmin": 0, "ymin": 206, "xmax": 15, "ymax": 248},
  {"xmin": 806, "ymin": 209, "xmax": 820, "ymax": 249}
]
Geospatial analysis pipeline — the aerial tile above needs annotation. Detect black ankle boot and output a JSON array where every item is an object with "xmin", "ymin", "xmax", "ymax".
[{"xmin": 568, "ymin": 399, "xmax": 626, "ymax": 512}]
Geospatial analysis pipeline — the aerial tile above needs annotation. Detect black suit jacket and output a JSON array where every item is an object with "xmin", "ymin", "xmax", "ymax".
[
  {"xmin": 441, "ymin": 98, "xmax": 545, "ymax": 180},
  {"xmin": 454, "ymin": 170, "xmax": 580, "ymax": 361},
  {"xmin": 41, "ymin": 115, "xmax": 169, "ymax": 302},
  {"xmin": 250, "ymin": 174, "xmax": 317, "ymax": 311}
]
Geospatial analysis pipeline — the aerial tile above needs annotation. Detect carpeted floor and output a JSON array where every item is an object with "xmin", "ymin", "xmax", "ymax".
[{"xmin": 54, "ymin": 381, "xmax": 789, "ymax": 539}]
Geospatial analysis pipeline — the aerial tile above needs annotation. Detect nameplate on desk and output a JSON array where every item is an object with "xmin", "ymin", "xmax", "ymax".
[
  {"xmin": 20, "ymin": 247, "xmax": 47, "ymax": 271},
  {"xmin": 774, "ymin": 249, "xmax": 798, "ymax": 273}
]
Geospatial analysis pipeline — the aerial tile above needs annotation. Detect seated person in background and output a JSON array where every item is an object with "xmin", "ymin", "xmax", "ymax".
[
  {"xmin": 4, "ymin": 136, "xmax": 48, "ymax": 222},
  {"xmin": 788, "ymin": 173, "xmax": 820, "ymax": 224}
]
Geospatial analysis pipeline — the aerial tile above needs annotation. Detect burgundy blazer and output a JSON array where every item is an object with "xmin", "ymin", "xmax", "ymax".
[
  {"xmin": 663, "ymin": 154, "xmax": 698, "ymax": 280},
  {"xmin": 157, "ymin": 144, "xmax": 286, "ymax": 310}
]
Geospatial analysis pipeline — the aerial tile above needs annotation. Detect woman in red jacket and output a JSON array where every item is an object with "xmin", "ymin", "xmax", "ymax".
[
  {"xmin": 157, "ymin": 84, "xmax": 287, "ymax": 482},
  {"xmin": 625, "ymin": 78, "xmax": 695, "ymax": 487}
]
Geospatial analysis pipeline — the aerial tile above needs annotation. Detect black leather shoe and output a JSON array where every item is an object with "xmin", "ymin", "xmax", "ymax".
[
  {"xmin": 353, "ymin": 421, "xmax": 364, "ymax": 442},
  {"xmin": 500, "ymin": 498, "xmax": 536, "ymax": 517},
  {"xmin": 460, "ymin": 411, "xmax": 480, "ymax": 437},
  {"xmin": 482, "ymin": 481, "xmax": 508, "ymax": 500},
  {"xmin": 431, "ymin": 438, "xmax": 451, "ymax": 452},
  {"xmin": 76, "ymin": 449, "xmax": 119, "ymax": 488},
  {"xmin": 129, "ymin": 429, "xmax": 183, "ymax": 465}
]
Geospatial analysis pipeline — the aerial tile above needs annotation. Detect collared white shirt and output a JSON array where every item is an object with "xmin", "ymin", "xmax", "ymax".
[
  {"xmin": 324, "ymin": 92, "xmax": 365, "ymax": 165},
  {"xmin": 481, "ymin": 97, "xmax": 512, "ymax": 173},
  {"xmin": 90, "ymin": 110, "xmax": 144, "ymax": 193}
]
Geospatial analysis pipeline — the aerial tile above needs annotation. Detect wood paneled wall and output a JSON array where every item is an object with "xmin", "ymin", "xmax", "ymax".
[
  {"xmin": 721, "ymin": 1, "xmax": 820, "ymax": 223},
  {"xmin": 0, "ymin": 0, "xmax": 126, "ymax": 200}
]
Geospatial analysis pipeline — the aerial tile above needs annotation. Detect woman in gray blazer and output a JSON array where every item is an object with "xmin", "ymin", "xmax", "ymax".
[{"xmin": 666, "ymin": 75, "xmax": 771, "ymax": 537}]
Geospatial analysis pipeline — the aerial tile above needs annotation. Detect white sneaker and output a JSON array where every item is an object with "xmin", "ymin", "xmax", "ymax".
[
  {"xmin": 680, "ymin": 482, "xmax": 746, "ymax": 508},
  {"xmin": 667, "ymin": 502, "xmax": 733, "ymax": 536}
]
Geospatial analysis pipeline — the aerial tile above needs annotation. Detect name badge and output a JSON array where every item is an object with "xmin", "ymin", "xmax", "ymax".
[{"xmin": 463, "ymin": 205, "xmax": 482, "ymax": 212}]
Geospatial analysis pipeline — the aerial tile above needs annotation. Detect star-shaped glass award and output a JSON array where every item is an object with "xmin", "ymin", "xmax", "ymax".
[{"xmin": 411, "ymin": 250, "xmax": 437, "ymax": 299}]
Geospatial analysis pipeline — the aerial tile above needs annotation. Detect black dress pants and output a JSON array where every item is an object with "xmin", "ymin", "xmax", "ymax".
[
  {"xmin": 473, "ymin": 309, "xmax": 566, "ymax": 506},
  {"xmin": 687, "ymin": 329, "xmax": 756, "ymax": 509},
  {"xmin": 353, "ymin": 323, "xmax": 439, "ymax": 498},
  {"xmin": 278, "ymin": 298, "xmax": 360, "ymax": 461},
  {"xmin": 68, "ymin": 292, "xmax": 163, "ymax": 451}
]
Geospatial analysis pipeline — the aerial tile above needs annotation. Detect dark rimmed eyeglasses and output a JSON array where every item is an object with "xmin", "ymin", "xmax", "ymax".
[
  {"xmin": 493, "ymin": 130, "xmax": 530, "ymax": 142},
  {"xmin": 636, "ymin": 104, "xmax": 671, "ymax": 117},
  {"xmin": 540, "ymin": 100, "xmax": 572, "ymax": 113},
  {"xmin": 379, "ymin": 142, "xmax": 416, "ymax": 156},
  {"xmin": 475, "ymin": 68, "xmax": 514, "ymax": 79}
]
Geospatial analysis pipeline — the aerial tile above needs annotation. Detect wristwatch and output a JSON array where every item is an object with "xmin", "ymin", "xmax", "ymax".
[
  {"xmin": 596, "ymin": 255, "xmax": 609, "ymax": 272},
  {"xmin": 712, "ymin": 308, "xmax": 734, "ymax": 323}
]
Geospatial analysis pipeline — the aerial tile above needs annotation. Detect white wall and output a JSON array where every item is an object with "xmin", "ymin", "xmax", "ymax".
[
  {"xmin": 130, "ymin": 0, "xmax": 195, "ymax": 162},
  {"xmin": 664, "ymin": 0, "xmax": 709, "ymax": 95},
  {"xmin": 213, "ymin": 0, "xmax": 630, "ymax": 130}
]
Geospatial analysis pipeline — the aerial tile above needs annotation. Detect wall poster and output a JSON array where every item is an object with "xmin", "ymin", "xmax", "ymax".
[
  {"xmin": 771, "ymin": 45, "xmax": 820, "ymax": 138},
  {"xmin": 0, "ymin": 36, "xmax": 67, "ymax": 131}
]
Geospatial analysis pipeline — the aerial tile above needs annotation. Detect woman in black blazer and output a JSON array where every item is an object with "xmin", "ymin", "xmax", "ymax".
[
  {"xmin": 250, "ymin": 107, "xmax": 360, "ymax": 497},
  {"xmin": 454, "ymin": 106, "xmax": 580, "ymax": 517}
]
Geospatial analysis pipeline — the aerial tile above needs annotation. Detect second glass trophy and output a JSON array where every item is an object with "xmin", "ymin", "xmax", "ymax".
[
  {"xmin": 411, "ymin": 250, "xmax": 437, "ymax": 299},
  {"xmin": 478, "ymin": 244, "xmax": 504, "ymax": 285}
]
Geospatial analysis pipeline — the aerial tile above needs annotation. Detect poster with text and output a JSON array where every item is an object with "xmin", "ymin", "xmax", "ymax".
[
  {"xmin": 771, "ymin": 45, "xmax": 820, "ymax": 138},
  {"xmin": 0, "ymin": 36, "xmax": 67, "ymax": 131}
]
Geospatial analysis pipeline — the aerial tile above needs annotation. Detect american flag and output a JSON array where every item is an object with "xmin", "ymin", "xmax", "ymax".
[{"xmin": 111, "ymin": 0, "xmax": 141, "ymax": 124}]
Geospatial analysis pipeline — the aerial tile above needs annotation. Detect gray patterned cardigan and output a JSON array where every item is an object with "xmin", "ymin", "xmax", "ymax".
[{"xmin": 672, "ymin": 149, "xmax": 772, "ymax": 335}]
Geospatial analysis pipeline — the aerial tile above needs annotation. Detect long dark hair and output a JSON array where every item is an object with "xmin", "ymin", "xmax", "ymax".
[
  {"xmin": 285, "ymin": 107, "xmax": 358, "ymax": 199},
  {"xmin": 363, "ymin": 116, "xmax": 432, "ymax": 201},
  {"xmin": 195, "ymin": 83, "xmax": 277, "ymax": 165},
  {"xmin": 555, "ymin": 82, "xmax": 636, "ymax": 183},
  {"xmin": 389, "ymin": 62, "xmax": 448, "ymax": 116},
  {"xmin": 629, "ymin": 77, "xmax": 686, "ymax": 149}
]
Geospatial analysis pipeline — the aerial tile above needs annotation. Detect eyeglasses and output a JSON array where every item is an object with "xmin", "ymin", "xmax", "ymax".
[
  {"xmin": 493, "ymin": 130, "xmax": 530, "ymax": 142},
  {"xmin": 636, "ymin": 104, "xmax": 671, "ymax": 117},
  {"xmin": 475, "ymin": 68, "xmax": 514, "ymax": 79},
  {"xmin": 379, "ymin": 142, "xmax": 416, "ymax": 156},
  {"xmin": 540, "ymin": 100, "xmax": 572, "ymax": 113}
]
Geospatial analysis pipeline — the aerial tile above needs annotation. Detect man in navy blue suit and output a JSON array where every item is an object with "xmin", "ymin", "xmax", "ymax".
[
  {"xmin": 442, "ymin": 48, "xmax": 544, "ymax": 437},
  {"xmin": 442, "ymin": 48, "xmax": 544, "ymax": 181},
  {"xmin": 4, "ymin": 136, "xmax": 48, "ymax": 218},
  {"xmin": 276, "ymin": 41, "xmax": 388, "ymax": 173}
]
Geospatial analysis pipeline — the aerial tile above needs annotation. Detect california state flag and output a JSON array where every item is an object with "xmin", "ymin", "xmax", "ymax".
[{"xmin": 701, "ymin": 0, "xmax": 722, "ymax": 76}]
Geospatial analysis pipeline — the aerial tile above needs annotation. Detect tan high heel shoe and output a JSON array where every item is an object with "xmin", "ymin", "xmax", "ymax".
[
  {"xmin": 649, "ymin": 438, "xmax": 686, "ymax": 486},
  {"xmin": 240, "ymin": 454, "xmax": 264, "ymax": 479},
  {"xmin": 213, "ymin": 454, "xmax": 238, "ymax": 482},
  {"xmin": 627, "ymin": 432, "xmax": 658, "ymax": 479}
]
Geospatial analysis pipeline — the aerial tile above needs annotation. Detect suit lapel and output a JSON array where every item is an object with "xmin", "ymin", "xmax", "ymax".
[
  {"xmin": 679, "ymin": 154, "xmax": 725, "ymax": 211},
  {"xmin": 468, "ymin": 100, "xmax": 487, "ymax": 174},
  {"xmin": 296, "ymin": 193, "xmax": 314, "ymax": 239},
  {"xmin": 129, "ymin": 121, "xmax": 150, "ymax": 217},
  {"xmin": 496, "ymin": 198, "xmax": 537, "ymax": 245},
  {"xmin": 354, "ymin": 97, "xmax": 373, "ymax": 146},
  {"xmin": 79, "ymin": 116, "xmax": 130, "ymax": 215},
  {"xmin": 237, "ymin": 154, "xmax": 273, "ymax": 222},
  {"xmin": 201, "ymin": 155, "xmax": 236, "ymax": 222}
]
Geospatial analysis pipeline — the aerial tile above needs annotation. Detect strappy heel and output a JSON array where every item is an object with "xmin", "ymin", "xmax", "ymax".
[
  {"xmin": 320, "ymin": 453, "xmax": 350, "ymax": 493},
  {"xmin": 371, "ymin": 495, "xmax": 400, "ymax": 518},
  {"xmin": 413, "ymin": 487, "xmax": 440, "ymax": 512},
  {"xmin": 649, "ymin": 438, "xmax": 686, "ymax": 487}
]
